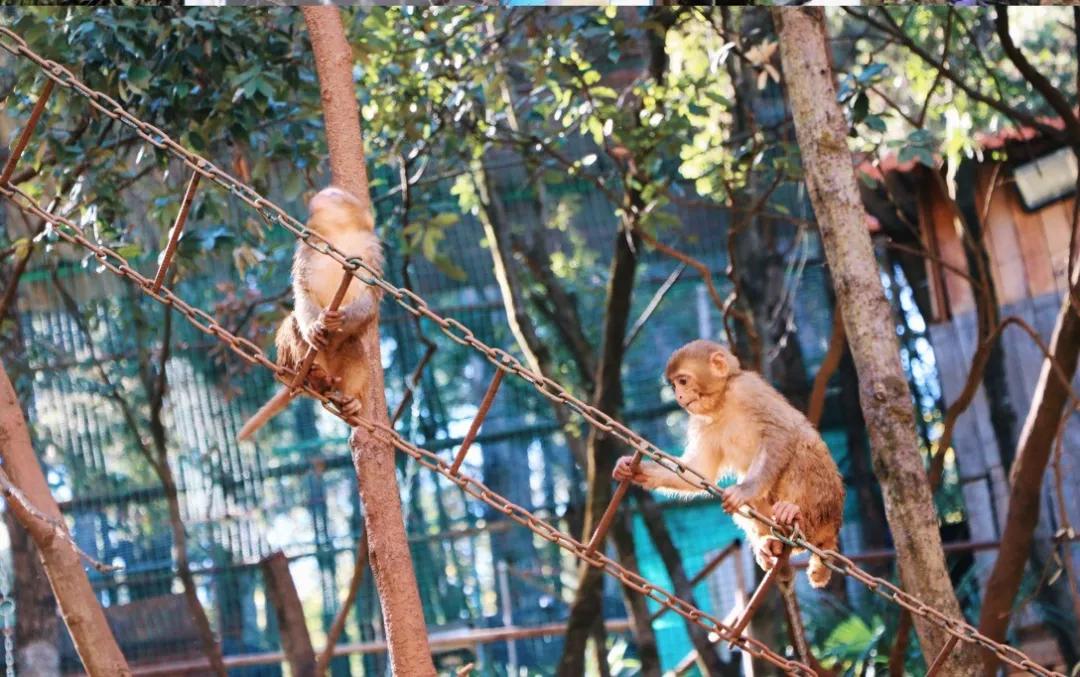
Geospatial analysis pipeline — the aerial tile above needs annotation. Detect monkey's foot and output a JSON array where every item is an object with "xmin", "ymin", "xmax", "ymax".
[
  {"xmin": 771, "ymin": 500, "xmax": 801, "ymax": 528},
  {"xmin": 721, "ymin": 484, "xmax": 754, "ymax": 514},
  {"xmin": 307, "ymin": 364, "xmax": 341, "ymax": 393},
  {"xmin": 755, "ymin": 537, "xmax": 786, "ymax": 571}
]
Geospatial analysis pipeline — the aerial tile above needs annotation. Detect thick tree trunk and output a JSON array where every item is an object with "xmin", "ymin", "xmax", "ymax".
[
  {"xmin": 0, "ymin": 359, "xmax": 131, "ymax": 676},
  {"xmin": 978, "ymin": 263, "xmax": 1080, "ymax": 670},
  {"xmin": 774, "ymin": 8, "xmax": 978, "ymax": 674},
  {"xmin": 302, "ymin": 8, "xmax": 435, "ymax": 675}
]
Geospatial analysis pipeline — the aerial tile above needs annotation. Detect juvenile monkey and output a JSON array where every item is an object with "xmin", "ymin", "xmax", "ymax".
[
  {"xmin": 237, "ymin": 186, "xmax": 383, "ymax": 441},
  {"xmin": 614, "ymin": 339, "xmax": 844, "ymax": 587}
]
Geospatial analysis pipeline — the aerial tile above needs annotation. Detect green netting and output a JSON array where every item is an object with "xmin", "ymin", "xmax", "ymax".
[{"xmin": 5, "ymin": 167, "xmax": 846, "ymax": 675}]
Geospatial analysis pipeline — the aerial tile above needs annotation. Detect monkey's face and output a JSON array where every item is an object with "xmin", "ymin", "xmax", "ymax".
[
  {"xmin": 668, "ymin": 368, "xmax": 717, "ymax": 415},
  {"xmin": 665, "ymin": 345, "xmax": 738, "ymax": 416}
]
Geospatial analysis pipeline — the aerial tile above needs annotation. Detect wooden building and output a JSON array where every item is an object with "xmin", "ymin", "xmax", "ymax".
[{"xmin": 861, "ymin": 121, "xmax": 1078, "ymax": 663}]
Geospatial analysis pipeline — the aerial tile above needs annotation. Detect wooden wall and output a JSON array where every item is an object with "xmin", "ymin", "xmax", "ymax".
[{"xmin": 919, "ymin": 161, "xmax": 1077, "ymax": 322}]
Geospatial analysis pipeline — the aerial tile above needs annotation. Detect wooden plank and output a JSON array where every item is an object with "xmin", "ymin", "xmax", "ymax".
[
  {"xmin": 260, "ymin": 551, "xmax": 316, "ymax": 677},
  {"xmin": 978, "ymin": 166, "xmax": 1028, "ymax": 305},
  {"xmin": 918, "ymin": 182, "xmax": 952, "ymax": 321},
  {"xmin": 1037, "ymin": 199, "xmax": 1075, "ymax": 293},
  {"xmin": 927, "ymin": 322, "xmax": 989, "ymax": 480},
  {"xmin": 1011, "ymin": 198, "xmax": 1057, "ymax": 298},
  {"xmin": 926, "ymin": 180, "xmax": 975, "ymax": 316},
  {"xmin": 950, "ymin": 313, "xmax": 1004, "ymax": 472}
]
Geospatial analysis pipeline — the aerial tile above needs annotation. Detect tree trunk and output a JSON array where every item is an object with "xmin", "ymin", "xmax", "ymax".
[
  {"xmin": 774, "ymin": 8, "xmax": 978, "ymax": 674},
  {"xmin": 558, "ymin": 225, "xmax": 659, "ymax": 677},
  {"xmin": 302, "ymin": 7, "xmax": 435, "ymax": 675},
  {"xmin": 978, "ymin": 263, "xmax": 1080, "ymax": 670},
  {"xmin": 0, "ymin": 358, "xmax": 131, "ymax": 676}
]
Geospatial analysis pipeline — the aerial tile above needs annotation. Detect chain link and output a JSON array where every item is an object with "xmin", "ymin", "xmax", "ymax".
[{"xmin": 0, "ymin": 28, "xmax": 1063, "ymax": 676}]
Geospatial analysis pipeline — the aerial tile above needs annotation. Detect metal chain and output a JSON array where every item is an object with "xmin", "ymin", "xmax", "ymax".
[{"xmin": 0, "ymin": 27, "xmax": 1062, "ymax": 676}]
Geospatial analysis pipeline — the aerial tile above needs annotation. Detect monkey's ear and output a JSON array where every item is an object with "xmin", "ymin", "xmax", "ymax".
[{"xmin": 709, "ymin": 351, "xmax": 729, "ymax": 378}]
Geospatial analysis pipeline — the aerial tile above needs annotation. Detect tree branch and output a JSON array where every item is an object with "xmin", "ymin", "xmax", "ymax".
[{"xmin": 995, "ymin": 7, "xmax": 1080, "ymax": 143}]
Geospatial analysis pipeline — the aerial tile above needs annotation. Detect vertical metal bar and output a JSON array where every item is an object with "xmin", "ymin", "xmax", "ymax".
[
  {"xmin": 496, "ymin": 562, "xmax": 519, "ymax": 677},
  {"xmin": 151, "ymin": 173, "xmax": 201, "ymax": 292},
  {"xmin": 584, "ymin": 450, "xmax": 643, "ymax": 557},
  {"xmin": 0, "ymin": 80, "xmax": 55, "ymax": 185},
  {"xmin": 729, "ymin": 545, "xmax": 790, "ymax": 637},
  {"xmin": 925, "ymin": 634, "xmax": 960, "ymax": 676},
  {"xmin": 449, "ymin": 369, "xmax": 504, "ymax": 476},
  {"xmin": 289, "ymin": 269, "xmax": 354, "ymax": 389}
]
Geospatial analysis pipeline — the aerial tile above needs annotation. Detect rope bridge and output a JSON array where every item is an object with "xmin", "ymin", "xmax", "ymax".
[{"xmin": 0, "ymin": 27, "xmax": 1061, "ymax": 677}]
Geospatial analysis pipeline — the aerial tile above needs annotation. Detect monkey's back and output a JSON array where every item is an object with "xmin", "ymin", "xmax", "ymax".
[{"xmin": 741, "ymin": 373, "xmax": 845, "ymax": 545}]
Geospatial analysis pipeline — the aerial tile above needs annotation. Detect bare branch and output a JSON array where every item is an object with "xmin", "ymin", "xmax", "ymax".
[{"xmin": 0, "ymin": 465, "xmax": 117, "ymax": 573}]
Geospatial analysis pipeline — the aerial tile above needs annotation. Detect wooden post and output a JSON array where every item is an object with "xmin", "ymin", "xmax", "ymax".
[{"xmin": 261, "ymin": 552, "xmax": 316, "ymax": 677}]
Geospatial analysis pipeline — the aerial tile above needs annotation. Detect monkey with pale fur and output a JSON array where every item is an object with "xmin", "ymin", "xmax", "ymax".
[
  {"xmin": 237, "ymin": 187, "xmax": 383, "ymax": 441},
  {"xmin": 614, "ymin": 340, "xmax": 844, "ymax": 587}
]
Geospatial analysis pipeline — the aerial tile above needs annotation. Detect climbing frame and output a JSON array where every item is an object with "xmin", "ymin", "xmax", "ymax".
[{"xmin": 0, "ymin": 27, "xmax": 1063, "ymax": 677}]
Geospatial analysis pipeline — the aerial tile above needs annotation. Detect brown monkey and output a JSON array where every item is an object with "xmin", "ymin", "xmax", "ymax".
[
  {"xmin": 237, "ymin": 186, "xmax": 383, "ymax": 441},
  {"xmin": 614, "ymin": 339, "xmax": 844, "ymax": 587}
]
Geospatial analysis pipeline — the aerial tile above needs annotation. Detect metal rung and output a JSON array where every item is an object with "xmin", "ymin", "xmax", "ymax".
[
  {"xmin": 151, "ymin": 172, "xmax": 201, "ymax": 292},
  {"xmin": 290, "ymin": 268, "xmax": 354, "ymax": 389},
  {"xmin": 0, "ymin": 79, "xmax": 55, "ymax": 185},
  {"xmin": 449, "ymin": 369, "xmax": 504, "ymax": 475},
  {"xmin": 729, "ymin": 545, "xmax": 791, "ymax": 637},
  {"xmin": 584, "ymin": 451, "xmax": 643, "ymax": 557}
]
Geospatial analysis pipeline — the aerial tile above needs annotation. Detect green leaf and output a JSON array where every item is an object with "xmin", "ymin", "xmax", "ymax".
[
  {"xmin": 864, "ymin": 114, "xmax": 887, "ymax": 133},
  {"xmin": 856, "ymin": 62, "xmax": 887, "ymax": 84},
  {"xmin": 852, "ymin": 91, "xmax": 869, "ymax": 124}
]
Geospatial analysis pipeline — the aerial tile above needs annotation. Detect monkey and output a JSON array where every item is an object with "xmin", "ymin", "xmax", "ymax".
[
  {"xmin": 613, "ymin": 339, "xmax": 844, "ymax": 588},
  {"xmin": 237, "ymin": 186, "xmax": 383, "ymax": 442}
]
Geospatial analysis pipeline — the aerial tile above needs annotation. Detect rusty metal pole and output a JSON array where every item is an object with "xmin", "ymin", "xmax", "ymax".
[
  {"xmin": 584, "ymin": 450, "xmax": 642, "ymax": 557},
  {"xmin": 448, "ymin": 369, "xmax": 504, "ymax": 476},
  {"xmin": 729, "ymin": 546, "xmax": 791, "ymax": 637},
  {"xmin": 289, "ymin": 268, "xmax": 354, "ymax": 390},
  {"xmin": 925, "ymin": 634, "xmax": 960, "ymax": 676},
  {"xmin": 150, "ymin": 172, "xmax": 201, "ymax": 292},
  {"xmin": 0, "ymin": 79, "xmax": 54, "ymax": 185}
]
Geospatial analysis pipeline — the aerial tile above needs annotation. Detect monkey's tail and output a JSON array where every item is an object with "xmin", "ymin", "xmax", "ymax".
[
  {"xmin": 806, "ymin": 552, "xmax": 831, "ymax": 588},
  {"xmin": 237, "ymin": 387, "xmax": 296, "ymax": 442}
]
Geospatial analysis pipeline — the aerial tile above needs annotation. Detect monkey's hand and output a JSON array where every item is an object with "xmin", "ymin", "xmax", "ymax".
[
  {"xmin": 612, "ymin": 456, "xmax": 653, "ymax": 487},
  {"xmin": 337, "ymin": 396, "xmax": 363, "ymax": 424},
  {"xmin": 304, "ymin": 310, "xmax": 344, "ymax": 351},
  {"xmin": 721, "ymin": 483, "xmax": 756, "ymax": 514}
]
